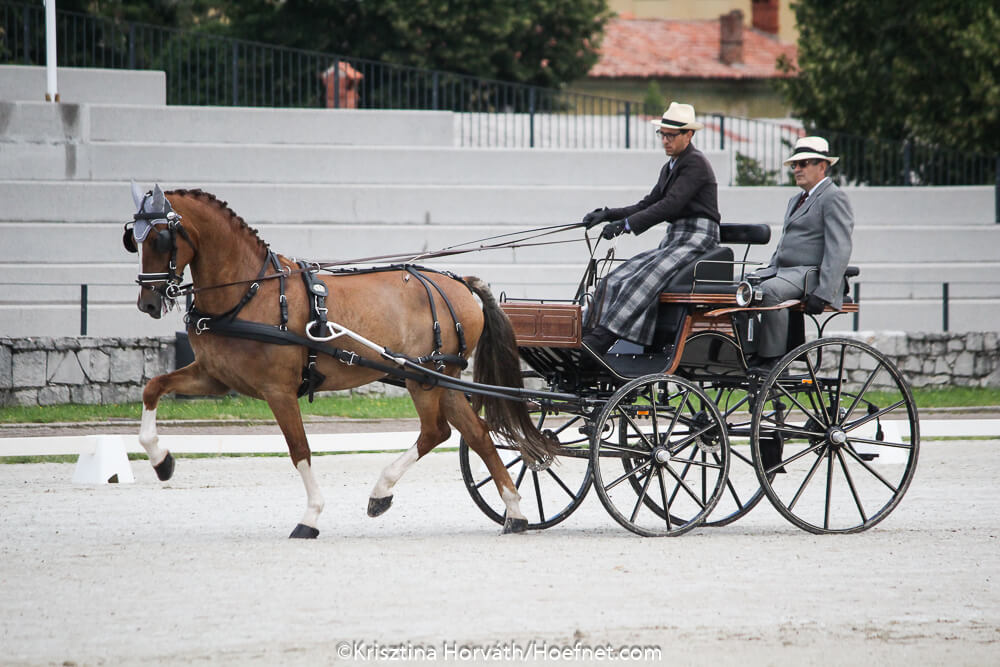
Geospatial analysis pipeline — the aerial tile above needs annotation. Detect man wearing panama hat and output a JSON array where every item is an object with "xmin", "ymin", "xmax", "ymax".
[
  {"xmin": 579, "ymin": 101, "xmax": 721, "ymax": 353},
  {"xmin": 747, "ymin": 135, "xmax": 855, "ymax": 369}
]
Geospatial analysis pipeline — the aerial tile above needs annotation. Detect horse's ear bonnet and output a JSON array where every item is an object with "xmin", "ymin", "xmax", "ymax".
[{"xmin": 124, "ymin": 181, "xmax": 174, "ymax": 252}]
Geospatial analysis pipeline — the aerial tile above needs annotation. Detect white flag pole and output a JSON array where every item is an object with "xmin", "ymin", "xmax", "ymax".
[{"xmin": 44, "ymin": 0, "xmax": 59, "ymax": 102}]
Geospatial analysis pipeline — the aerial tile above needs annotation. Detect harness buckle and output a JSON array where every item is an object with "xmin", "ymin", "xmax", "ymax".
[
  {"xmin": 195, "ymin": 318, "xmax": 209, "ymax": 335},
  {"xmin": 342, "ymin": 351, "xmax": 360, "ymax": 366}
]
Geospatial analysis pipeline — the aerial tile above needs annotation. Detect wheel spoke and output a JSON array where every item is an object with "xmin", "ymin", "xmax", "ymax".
[
  {"xmin": 842, "ymin": 360, "xmax": 887, "ymax": 423},
  {"xmin": 656, "ymin": 466, "xmax": 673, "ymax": 530},
  {"xmin": 767, "ymin": 423, "xmax": 826, "ymax": 439},
  {"xmin": 832, "ymin": 344, "xmax": 847, "ymax": 418},
  {"xmin": 597, "ymin": 442, "xmax": 652, "ymax": 457},
  {"xmin": 773, "ymin": 382, "xmax": 827, "ymax": 428},
  {"xmin": 513, "ymin": 462, "xmax": 527, "ymax": 489},
  {"xmin": 804, "ymin": 354, "xmax": 830, "ymax": 428},
  {"xmin": 604, "ymin": 458, "xmax": 652, "ymax": 492},
  {"xmin": 766, "ymin": 440, "xmax": 826, "ymax": 477},
  {"xmin": 661, "ymin": 461, "xmax": 708, "ymax": 508},
  {"xmin": 545, "ymin": 467, "xmax": 580, "ymax": 499},
  {"xmin": 788, "ymin": 444, "xmax": 827, "ymax": 510},
  {"xmin": 846, "ymin": 436, "xmax": 912, "ymax": 450},
  {"xmin": 630, "ymin": 463, "xmax": 656, "ymax": 522},
  {"xmin": 617, "ymin": 408, "xmax": 658, "ymax": 451},
  {"xmin": 843, "ymin": 400, "xmax": 907, "ymax": 432},
  {"xmin": 824, "ymin": 446, "xmax": 834, "ymax": 530},
  {"xmin": 841, "ymin": 445, "xmax": 901, "ymax": 493},
  {"xmin": 532, "ymin": 470, "xmax": 545, "ymax": 522},
  {"xmin": 836, "ymin": 448, "xmax": 868, "ymax": 524},
  {"xmin": 727, "ymin": 444, "xmax": 753, "ymax": 467}
]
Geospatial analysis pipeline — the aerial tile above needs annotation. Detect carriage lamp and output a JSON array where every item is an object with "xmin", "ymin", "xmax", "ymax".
[{"xmin": 736, "ymin": 277, "xmax": 762, "ymax": 307}]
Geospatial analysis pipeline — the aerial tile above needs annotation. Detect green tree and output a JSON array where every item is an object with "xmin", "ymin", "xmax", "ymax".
[
  {"xmin": 776, "ymin": 0, "xmax": 1000, "ymax": 154},
  {"xmin": 219, "ymin": 0, "xmax": 610, "ymax": 88}
]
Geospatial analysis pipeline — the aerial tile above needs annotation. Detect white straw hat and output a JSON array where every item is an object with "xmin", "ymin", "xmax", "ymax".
[
  {"xmin": 783, "ymin": 136, "xmax": 840, "ymax": 166},
  {"xmin": 650, "ymin": 102, "xmax": 704, "ymax": 131}
]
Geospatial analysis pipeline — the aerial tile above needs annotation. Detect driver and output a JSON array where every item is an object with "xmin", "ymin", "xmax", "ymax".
[{"xmin": 580, "ymin": 102, "xmax": 721, "ymax": 353}]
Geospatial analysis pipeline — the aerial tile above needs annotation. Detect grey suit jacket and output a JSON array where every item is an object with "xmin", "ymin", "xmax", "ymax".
[{"xmin": 756, "ymin": 179, "xmax": 854, "ymax": 308}]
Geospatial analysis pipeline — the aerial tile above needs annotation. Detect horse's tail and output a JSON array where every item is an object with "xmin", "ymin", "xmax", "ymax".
[{"xmin": 465, "ymin": 276, "xmax": 560, "ymax": 465}]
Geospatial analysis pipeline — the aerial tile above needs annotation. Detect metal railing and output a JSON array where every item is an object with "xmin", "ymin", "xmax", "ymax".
[{"xmin": 2, "ymin": 1, "xmax": 997, "ymax": 194}]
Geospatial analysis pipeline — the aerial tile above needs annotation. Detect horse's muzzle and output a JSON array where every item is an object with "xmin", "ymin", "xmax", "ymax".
[{"xmin": 138, "ymin": 289, "xmax": 163, "ymax": 319}]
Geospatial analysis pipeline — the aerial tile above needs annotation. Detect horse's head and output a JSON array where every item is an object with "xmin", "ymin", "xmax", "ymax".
[{"xmin": 123, "ymin": 182, "xmax": 195, "ymax": 318}]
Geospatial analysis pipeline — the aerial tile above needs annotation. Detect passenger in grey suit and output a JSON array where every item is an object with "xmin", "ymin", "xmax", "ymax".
[{"xmin": 750, "ymin": 136, "xmax": 854, "ymax": 367}]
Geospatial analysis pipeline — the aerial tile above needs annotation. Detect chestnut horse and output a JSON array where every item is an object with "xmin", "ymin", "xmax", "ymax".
[{"xmin": 125, "ymin": 184, "xmax": 558, "ymax": 538}]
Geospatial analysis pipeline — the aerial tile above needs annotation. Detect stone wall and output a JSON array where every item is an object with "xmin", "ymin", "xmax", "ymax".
[
  {"xmin": 0, "ymin": 337, "xmax": 175, "ymax": 406},
  {"xmin": 1, "ymin": 332, "xmax": 998, "ymax": 407},
  {"xmin": 836, "ymin": 331, "xmax": 1000, "ymax": 388}
]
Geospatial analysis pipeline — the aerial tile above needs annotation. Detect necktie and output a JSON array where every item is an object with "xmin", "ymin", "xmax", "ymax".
[{"xmin": 792, "ymin": 192, "xmax": 808, "ymax": 213}]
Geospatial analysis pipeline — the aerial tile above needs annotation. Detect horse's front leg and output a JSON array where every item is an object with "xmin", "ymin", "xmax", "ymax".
[
  {"xmin": 265, "ymin": 393, "xmax": 325, "ymax": 539},
  {"xmin": 140, "ymin": 361, "xmax": 229, "ymax": 481}
]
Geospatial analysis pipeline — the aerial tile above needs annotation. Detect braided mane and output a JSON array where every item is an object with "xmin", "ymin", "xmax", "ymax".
[{"xmin": 166, "ymin": 188, "xmax": 269, "ymax": 251}]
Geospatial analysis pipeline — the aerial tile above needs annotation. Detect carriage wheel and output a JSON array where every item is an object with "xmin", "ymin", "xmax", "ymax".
[
  {"xmin": 459, "ymin": 409, "xmax": 592, "ymax": 530},
  {"xmin": 680, "ymin": 331, "xmax": 770, "ymax": 527},
  {"xmin": 750, "ymin": 337, "xmax": 919, "ymax": 534},
  {"xmin": 590, "ymin": 374, "xmax": 730, "ymax": 537}
]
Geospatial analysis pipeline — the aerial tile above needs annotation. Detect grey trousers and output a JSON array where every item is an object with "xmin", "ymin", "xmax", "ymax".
[{"xmin": 756, "ymin": 276, "xmax": 807, "ymax": 358}]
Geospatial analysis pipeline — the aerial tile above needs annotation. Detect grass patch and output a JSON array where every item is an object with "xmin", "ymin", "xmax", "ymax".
[
  {"xmin": 1, "ymin": 386, "xmax": 998, "ymax": 426},
  {"xmin": 0, "ymin": 394, "xmax": 418, "ymax": 424}
]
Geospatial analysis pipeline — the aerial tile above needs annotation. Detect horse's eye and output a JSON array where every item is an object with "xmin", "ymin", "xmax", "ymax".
[{"xmin": 154, "ymin": 229, "xmax": 173, "ymax": 253}]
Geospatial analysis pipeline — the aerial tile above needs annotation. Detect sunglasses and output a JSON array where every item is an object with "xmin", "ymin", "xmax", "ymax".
[
  {"xmin": 656, "ymin": 129, "xmax": 685, "ymax": 139},
  {"xmin": 790, "ymin": 159, "xmax": 821, "ymax": 169}
]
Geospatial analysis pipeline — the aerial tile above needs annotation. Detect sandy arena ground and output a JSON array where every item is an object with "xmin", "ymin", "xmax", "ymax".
[{"xmin": 1, "ymin": 439, "xmax": 998, "ymax": 666}]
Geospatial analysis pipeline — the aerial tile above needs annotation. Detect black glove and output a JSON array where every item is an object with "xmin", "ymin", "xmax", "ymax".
[
  {"xmin": 582, "ymin": 207, "xmax": 609, "ymax": 229},
  {"xmin": 803, "ymin": 293, "xmax": 827, "ymax": 315},
  {"xmin": 601, "ymin": 220, "xmax": 628, "ymax": 240}
]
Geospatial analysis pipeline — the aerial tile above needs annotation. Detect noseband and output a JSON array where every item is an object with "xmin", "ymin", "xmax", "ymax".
[{"xmin": 123, "ymin": 192, "xmax": 193, "ymax": 300}]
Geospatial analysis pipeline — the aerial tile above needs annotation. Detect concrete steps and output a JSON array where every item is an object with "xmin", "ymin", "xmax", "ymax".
[{"xmin": 1, "ymin": 85, "xmax": 997, "ymax": 337}]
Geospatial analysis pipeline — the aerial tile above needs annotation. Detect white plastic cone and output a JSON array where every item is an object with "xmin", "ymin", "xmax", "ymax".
[{"xmin": 72, "ymin": 435, "xmax": 135, "ymax": 484}]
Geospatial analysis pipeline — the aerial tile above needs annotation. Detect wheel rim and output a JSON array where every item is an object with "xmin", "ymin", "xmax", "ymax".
[
  {"xmin": 750, "ymin": 338, "xmax": 920, "ymax": 534},
  {"xmin": 591, "ymin": 374, "xmax": 730, "ymax": 536},
  {"xmin": 459, "ymin": 412, "xmax": 592, "ymax": 530}
]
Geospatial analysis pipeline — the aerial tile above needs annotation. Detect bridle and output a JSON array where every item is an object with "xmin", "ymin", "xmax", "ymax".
[{"xmin": 122, "ymin": 191, "xmax": 194, "ymax": 302}]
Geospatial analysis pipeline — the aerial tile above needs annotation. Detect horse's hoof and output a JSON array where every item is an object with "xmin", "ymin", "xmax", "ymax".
[
  {"xmin": 367, "ymin": 495, "xmax": 393, "ymax": 517},
  {"xmin": 502, "ymin": 517, "xmax": 529, "ymax": 534},
  {"xmin": 289, "ymin": 523, "xmax": 320, "ymax": 539},
  {"xmin": 153, "ymin": 452, "xmax": 175, "ymax": 481}
]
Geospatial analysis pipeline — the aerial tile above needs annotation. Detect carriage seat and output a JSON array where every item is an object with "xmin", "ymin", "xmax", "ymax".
[{"xmin": 659, "ymin": 224, "xmax": 770, "ymax": 295}]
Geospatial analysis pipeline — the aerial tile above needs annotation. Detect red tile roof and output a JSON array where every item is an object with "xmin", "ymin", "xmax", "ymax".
[{"xmin": 590, "ymin": 17, "xmax": 797, "ymax": 80}]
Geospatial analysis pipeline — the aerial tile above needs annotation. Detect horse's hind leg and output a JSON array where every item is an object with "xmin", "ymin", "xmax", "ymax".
[
  {"xmin": 440, "ymin": 389, "xmax": 528, "ymax": 534},
  {"xmin": 139, "ymin": 361, "xmax": 229, "ymax": 481},
  {"xmin": 264, "ymin": 392, "xmax": 325, "ymax": 539},
  {"xmin": 368, "ymin": 384, "xmax": 451, "ymax": 518}
]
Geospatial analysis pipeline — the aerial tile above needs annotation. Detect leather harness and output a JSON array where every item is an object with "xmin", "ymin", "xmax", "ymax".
[{"xmin": 185, "ymin": 254, "xmax": 472, "ymax": 402}]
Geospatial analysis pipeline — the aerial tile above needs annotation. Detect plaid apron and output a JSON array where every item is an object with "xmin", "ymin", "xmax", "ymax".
[{"xmin": 590, "ymin": 217, "xmax": 719, "ymax": 345}]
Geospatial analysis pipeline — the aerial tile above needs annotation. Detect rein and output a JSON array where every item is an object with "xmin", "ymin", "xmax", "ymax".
[{"xmin": 160, "ymin": 221, "xmax": 590, "ymax": 299}]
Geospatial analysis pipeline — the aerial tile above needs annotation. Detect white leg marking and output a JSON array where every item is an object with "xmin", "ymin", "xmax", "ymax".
[
  {"xmin": 502, "ymin": 487, "xmax": 526, "ymax": 521},
  {"xmin": 371, "ymin": 445, "xmax": 420, "ymax": 499},
  {"xmin": 296, "ymin": 460, "xmax": 325, "ymax": 529},
  {"xmin": 138, "ymin": 407, "xmax": 167, "ymax": 466}
]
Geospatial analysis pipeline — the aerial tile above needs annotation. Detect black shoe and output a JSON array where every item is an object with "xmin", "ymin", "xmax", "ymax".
[{"xmin": 582, "ymin": 326, "xmax": 617, "ymax": 354}]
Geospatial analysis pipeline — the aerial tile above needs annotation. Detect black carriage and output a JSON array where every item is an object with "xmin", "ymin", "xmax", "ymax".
[{"xmin": 460, "ymin": 223, "xmax": 920, "ymax": 536}]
